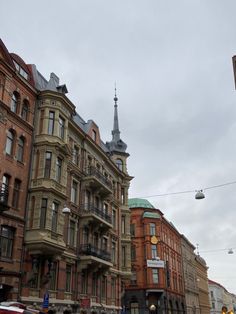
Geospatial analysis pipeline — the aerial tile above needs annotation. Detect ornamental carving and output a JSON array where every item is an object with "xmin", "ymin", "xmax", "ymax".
[{"xmin": 0, "ymin": 109, "xmax": 7, "ymax": 124}]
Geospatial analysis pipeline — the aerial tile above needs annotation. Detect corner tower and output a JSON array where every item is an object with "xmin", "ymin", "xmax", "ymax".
[{"xmin": 106, "ymin": 88, "xmax": 129, "ymax": 174}]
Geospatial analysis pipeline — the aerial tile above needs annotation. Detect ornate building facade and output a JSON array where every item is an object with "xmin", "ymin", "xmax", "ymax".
[
  {"xmin": 125, "ymin": 198, "xmax": 185, "ymax": 314},
  {"xmin": 195, "ymin": 255, "xmax": 210, "ymax": 314},
  {"xmin": 181, "ymin": 235, "xmax": 200, "ymax": 314},
  {"xmin": 20, "ymin": 69, "xmax": 132, "ymax": 313},
  {"xmin": 0, "ymin": 39, "xmax": 37, "ymax": 300},
  {"xmin": 0, "ymin": 38, "xmax": 132, "ymax": 313}
]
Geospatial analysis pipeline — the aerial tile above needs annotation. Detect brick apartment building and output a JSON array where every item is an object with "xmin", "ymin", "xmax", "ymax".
[
  {"xmin": 0, "ymin": 39, "xmax": 36, "ymax": 300},
  {"xmin": 125, "ymin": 198, "xmax": 185, "ymax": 314},
  {"xmin": 0, "ymin": 38, "xmax": 132, "ymax": 314}
]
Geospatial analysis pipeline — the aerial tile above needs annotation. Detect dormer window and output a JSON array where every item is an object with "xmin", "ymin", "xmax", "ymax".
[
  {"xmin": 116, "ymin": 158, "xmax": 123, "ymax": 171},
  {"xmin": 13, "ymin": 61, "xmax": 29, "ymax": 80},
  {"xmin": 92, "ymin": 130, "xmax": 97, "ymax": 142}
]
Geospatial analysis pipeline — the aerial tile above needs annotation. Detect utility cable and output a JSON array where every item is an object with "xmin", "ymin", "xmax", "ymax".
[{"xmin": 131, "ymin": 179, "xmax": 236, "ymax": 199}]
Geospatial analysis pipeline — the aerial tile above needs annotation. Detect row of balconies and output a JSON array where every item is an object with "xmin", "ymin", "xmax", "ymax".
[
  {"xmin": 79, "ymin": 243, "xmax": 111, "ymax": 262},
  {"xmin": 81, "ymin": 203, "xmax": 112, "ymax": 225}
]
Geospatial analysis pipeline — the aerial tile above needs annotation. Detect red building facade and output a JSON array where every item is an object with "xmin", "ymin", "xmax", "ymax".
[
  {"xmin": 0, "ymin": 39, "xmax": 36, "ymax": 301},
  {"xmin": 125, "ymin": 198, "xmax": 185, "ymax": 314}
]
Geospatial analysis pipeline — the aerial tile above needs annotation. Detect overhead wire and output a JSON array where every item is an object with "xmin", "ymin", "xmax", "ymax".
[
  {"xmin": 199, "ymin": 247, "xmax": 236, "ymax": 254},
  {"xmin": 131, "ymin": 179, "xmax": 236, "ymax": 199}
]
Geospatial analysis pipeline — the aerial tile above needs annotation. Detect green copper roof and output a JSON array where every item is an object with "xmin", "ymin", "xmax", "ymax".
[
  {"xmin": 142, "ymin": 212, "xmax": 161, "ymax": 219},
  {"xmin": 128, "ymin": 198, "xmax": 155, "ymax": 209}
]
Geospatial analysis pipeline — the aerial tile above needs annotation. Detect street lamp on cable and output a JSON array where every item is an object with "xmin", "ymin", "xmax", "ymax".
[{"xmin": 195, "ymin": 190, "xmax": 205, "ymax": 200}]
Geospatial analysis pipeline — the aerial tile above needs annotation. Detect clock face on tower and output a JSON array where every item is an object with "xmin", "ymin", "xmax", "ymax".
[{"xmin": 151, "ymin": 235, "xmax": 158, "ymax": 244}]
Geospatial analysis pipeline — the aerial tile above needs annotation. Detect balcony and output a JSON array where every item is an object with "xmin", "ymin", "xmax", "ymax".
[
  {"xmin": 25, "ymin": 229, "xmax": 66, "ymax": 256},
  {"xmin": 80, "ymin": 203, "xmax": 112, "ymax": 230},
  {"xmin": 83, "ymin": 166, "xmax": 113, "ymax": 195},
  {"xmin": 78, "ymin": 244, "xmax": 112, "ymax": 271},
  {"xmin": 0, "ymin": 186, "xmax": 9, "ymax": 212}
]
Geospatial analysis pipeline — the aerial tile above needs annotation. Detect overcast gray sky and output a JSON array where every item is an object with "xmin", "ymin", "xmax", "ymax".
[{"xmin": 1, "ymin": 0, "xmax": 236, "ymax": 293}]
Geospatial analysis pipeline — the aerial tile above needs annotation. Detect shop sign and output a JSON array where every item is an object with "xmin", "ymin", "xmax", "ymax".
[{"xmin": 147, "ymin": 259, "xmax": 165, "ymax": 268}]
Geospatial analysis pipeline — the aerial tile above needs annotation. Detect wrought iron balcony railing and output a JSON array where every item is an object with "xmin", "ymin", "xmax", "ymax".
[
  {"xmin": 85, "ymin": 166, "xmax": 113, "ymax": 190},
  {"xmin": 78, "ymin": 244, "xmax": 111, "ymax": 262},
  {"xmin": 81, "ymin": 203, "xmax": 112, "ymax": 224}
]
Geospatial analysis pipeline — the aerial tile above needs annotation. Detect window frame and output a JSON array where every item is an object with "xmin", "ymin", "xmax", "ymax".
[
  {"xmin": 44, "ymin": 152, "xmax": 52, "ymax": 178},
  {"xmin": 0, "ymin": 225, "xmax": 14, "ymax": 259},
  {"xmin": 152, "ymin": 268, "xmax": 159, "ymax": 284},
  {"xmin": 71, "ymin": 180, "xmax": 78, "ymax": 204},
  {"xmin": 12, "ymin": 179, "xmax": 21, "ymax": 209},
  {"xmin": 11, "ymin": 93, "xmax": 18, "ymax": 113},
  {"xmin": 21, "ymin": 100, "xmax": 29, "ymax": 121},
  {"xmin": 68, "ymin": 219, "xmax": 76, "ymax": 247},
  {"xmin": 6, "ymin": 130, "xmax": 14, "ymax": 156},
  {"xmin": 116, "ymin": 158, "xmax": 123, "ymax": 171},
  {"xmin": 59, "ymin": 115, "xmax": 65, "ymax": 139},
  {"xmin": 150, "ymin": 223, "xmax": 156, "ymax": 236},
  {"xmin": 65, "ymin": 264, "xmax": 72, "ymax": 292},
  {"xmin": 40, "ymin": 198, "xmax": 47, "ymax": 229},
  {"xmin": 56, "ymin": 157, "xmax": 62, "ymax": 182},
  {"xmin": 51, "ymin": 202, "xmax": 59, "ymax": 233},
  {"xmin": 48, "ymin": 111, "xmax": 55, "ymax": 135},
  {"xmin": 17, "ymin": 136, "xmax": 24, "ymax": 162}
]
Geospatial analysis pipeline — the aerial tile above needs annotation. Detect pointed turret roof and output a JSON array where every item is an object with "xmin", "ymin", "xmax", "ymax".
[{"xmin": 106, "ymin": 88, "xmax": 128, "ymax": 154}]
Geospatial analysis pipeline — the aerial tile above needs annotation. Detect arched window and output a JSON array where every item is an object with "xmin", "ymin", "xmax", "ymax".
[
  {"xmin": 21, "ymin": 99, "xmax": 29, "ymax": 121},
  {"xmin": 17, "ymin": 136, "xmax": 24, "ymax": 162},
  {"xmin": 6, "ymin": 130, "xmax": 14, "ymax": 155},
  {"xmin": 116, "ymin": 158, "xmax": 123, "ymax": 171},
  {"xmin": 11, "ymin": 92, "xmax": 19, "ymax": 113}
]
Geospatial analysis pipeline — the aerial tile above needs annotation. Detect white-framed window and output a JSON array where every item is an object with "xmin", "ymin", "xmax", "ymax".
[
  {"xmin": 11, "ymin": 92, "xmax": 18, "ymax": 113},
  {"xmin": 152, "ymin": 268, "xmax": 159, "ymax": 284},
  {"xmin": 116, "ymin": 158, "xmax": 123, "ymax": 170},
  {"xmin": 73, "ymin": 145, "xmax": 79, "ymax": 165},
  {"xmin": 59, "ymin": 116, "xmax": 65, "ymax": 139},
  {"xmin": 56, "ymin": 157, "xmax": 62, "ymax": 182},
  {"xmin": 6, "ymin": 130, "xmax": 14, "ymax": 155},
  {"xmin": 51, "ymin": 202, "xmax": 58, "ymax": 232},
  {"xmin": 92, "ymin": 129, "xmax": 96, "ymax": 141},
  {"xmin": 151, "ymin": 244, "xmax": 158, "ymax": 259},
  {"xmin": 71, "ymin": 180, "xmax": 78, "ymax": 204},
  {"xmin": 150, "ymin": 223, "xmax": 156, "ymax": 236}
]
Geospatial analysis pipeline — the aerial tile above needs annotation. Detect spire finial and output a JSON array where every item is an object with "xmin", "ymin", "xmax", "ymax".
[
  {"xmin": 114, "ymin": 82, "xmax": 118, "ymax": 104},
  {"xmin": 112, "ymin": 82, "xmax": 120, "ymax": 141}
]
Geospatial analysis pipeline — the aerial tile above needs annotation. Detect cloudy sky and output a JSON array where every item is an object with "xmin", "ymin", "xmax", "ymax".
[{"xmin": 1, "ymin": 0, "xmax": 236, "ymax": 293}]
